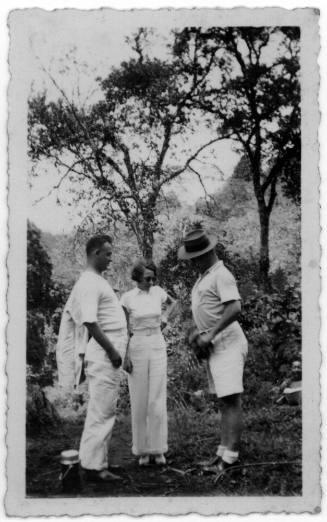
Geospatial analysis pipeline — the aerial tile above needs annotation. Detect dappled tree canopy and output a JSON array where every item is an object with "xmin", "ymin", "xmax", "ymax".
[
  {"xmin": 28, "ymin": 26, "xmax": 300, "ymax": 285},
  {"xmin": 173, "ymin": 26, "xmax": 300, "ymax": 285},
  {"xmin": 28, "ymin": 29, "xmax": 222, "ymax": 258}
]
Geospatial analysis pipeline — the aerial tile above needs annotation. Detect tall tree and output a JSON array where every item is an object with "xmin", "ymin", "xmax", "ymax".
[
  {"xmin": 174, "ymin": 27, "xmax": 300, "ymax": 286},
  {"xmin": 28, "ymin": 29, "xmax": 223, "ymax": 258}
]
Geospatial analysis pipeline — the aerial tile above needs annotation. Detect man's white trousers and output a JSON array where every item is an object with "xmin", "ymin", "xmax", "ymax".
[{"xmin": 79, "ymin": 331, "xmax": 127, "ymax": 470}]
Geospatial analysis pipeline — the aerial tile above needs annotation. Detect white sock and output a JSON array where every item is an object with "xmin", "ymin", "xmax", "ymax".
[
  {"xmin": 216, "ymin": 444, "xmax": 227, "ymax": 457},
  {"xmin": 222, "ymin": 449, "xmax": 239, "ymax": 464}
]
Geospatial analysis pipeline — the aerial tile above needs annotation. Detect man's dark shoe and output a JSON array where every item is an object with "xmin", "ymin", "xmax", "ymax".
[
  {"xmin": 199, "ymin": 455, "xmax": 221, "ymax": 467},
  {"xmin": 83, "ymin": 469, "xmax": 123, "ymax": 482},
  {"xmin": 199, "ymin": 455, "xmax": 222, "ymax": 473},
  {"xmin": 214, "ymin": 459, "xmax": 241, "ymax": 483}
]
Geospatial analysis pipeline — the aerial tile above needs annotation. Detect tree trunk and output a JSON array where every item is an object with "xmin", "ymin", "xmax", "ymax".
[
  {"xmin": 140, "ymin": 196, "xmax": 157, "ymax": 259},
  {"xmin": 141, "ymin": 236, "xmax": 154, "ymax": 259},
  {"xmin": 141, "ymin": 218, "xmax": 155, "ymax": 259},
  {"xmin": 258, "ymin": 204, "xmax": 271, "ymax": 290}
]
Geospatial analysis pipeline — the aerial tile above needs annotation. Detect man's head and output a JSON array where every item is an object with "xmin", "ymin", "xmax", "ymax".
[
  {"xmin": 86, "ymin": 234, "xmax": 113, "ymax": 273},
  {"xmin": 178, "ymin": 227, "xmax": 218, "ymax": 273}
]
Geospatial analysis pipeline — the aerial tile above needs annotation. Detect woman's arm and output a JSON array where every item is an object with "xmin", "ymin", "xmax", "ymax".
[{"xmin": 164, "ymin": 294, "xmax": 177, "ymax": 320}]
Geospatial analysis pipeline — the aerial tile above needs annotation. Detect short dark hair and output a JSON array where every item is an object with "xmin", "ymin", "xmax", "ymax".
[
  {"xmin": 86, "ymin": 234, "xmax": 112, "ymax": 256},
  {"xmin": 131, "ymin": 259, "xmax": 157, "ymax": 282}
]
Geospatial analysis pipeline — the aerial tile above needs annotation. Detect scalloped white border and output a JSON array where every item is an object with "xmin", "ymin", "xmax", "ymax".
[{"xmin": 3, "ymin": 2, "xmax": 323, "ymax": 518}]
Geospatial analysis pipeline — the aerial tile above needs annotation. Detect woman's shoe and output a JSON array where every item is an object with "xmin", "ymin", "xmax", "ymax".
[
  {"xmin": 138, "ymin": 455, "xmax": 150, "ymax": 466},
  {"xmin": 154, "ymin": 454, "xmax": 166, "ymax": 466}
]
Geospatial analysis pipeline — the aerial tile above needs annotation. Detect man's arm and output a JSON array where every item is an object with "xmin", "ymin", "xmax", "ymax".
[
  {"xmin": 121, "ymin": 306, "xmax": 133, "ymax": 374},
  {"xmin": 84, "ymin": 322, "xmax": 122, "ymax": 368},
  {"xmin": 197, "ymin": 300, "xmax": 241, "ymax": 349}
]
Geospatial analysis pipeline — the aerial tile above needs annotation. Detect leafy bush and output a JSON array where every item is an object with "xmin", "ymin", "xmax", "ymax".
[
  {"xmin": 26, "ymin": 382, "xmax": 61, "ymax": 435},
  {"xmin": 26, "ymin": 311, "xmax": 47, "ymax": 369},
  {"xmin": 27, "ymin": 222, "xmax": 68, "ymax": 376}
]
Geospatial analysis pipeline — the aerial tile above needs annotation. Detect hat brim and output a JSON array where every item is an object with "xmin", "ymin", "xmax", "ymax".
[{"xmin": 178, "ymin": 236, "xmax": 218, "ymax": 260}]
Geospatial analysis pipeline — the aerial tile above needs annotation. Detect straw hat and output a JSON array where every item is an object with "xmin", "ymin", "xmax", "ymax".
[{"xmin": 60, "ymin": 449, "xmax": 79, "ymax": 465}]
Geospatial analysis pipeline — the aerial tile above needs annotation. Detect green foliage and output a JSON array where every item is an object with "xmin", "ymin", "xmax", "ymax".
[
  {"xmin": 26, "ymin": 311, "xmax": 47, "ymax": 369},
  {"xmin": 27, "ymin": 221, "xmax": 54, "ymax": 310},
  {"xmin": 158, "ymin": 229, "xmax": 301, "ymax": 405},
  {"xmin": 195, "ymin": 153, "xmax": 301, "ymax": 281},
  {"xmin": 26, "ymin": 382, "xmax": 61, "ymax": 435},
  {"xmin": 174, "ymin": 27, "xmax": 300, "ymax": 283},
  {"xmin": 27, "ymin": 222, "xmax": 67, "ymax": 376},
  {"xmin": 28, "ymin": 29, "xmax": 224, "ymax": 258}
]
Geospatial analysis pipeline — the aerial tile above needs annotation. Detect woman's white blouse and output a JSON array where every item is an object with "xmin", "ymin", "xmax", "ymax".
[{"xmin": 120, "ymin": 286, "xmax": 168, "ymax": 331}]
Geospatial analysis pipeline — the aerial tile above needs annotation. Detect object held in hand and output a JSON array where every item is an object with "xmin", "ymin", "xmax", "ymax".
[{"xmin": 188, "ymin": 328, "xmax": 213, "ymax": 361}]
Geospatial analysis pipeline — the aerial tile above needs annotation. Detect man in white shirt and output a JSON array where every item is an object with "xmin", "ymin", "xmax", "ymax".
[
  {"xmin": 178, "ymin": 227, "xmax": 248, "ymax": 477},
  {"xmin": 57, "ymin": 235, "xmax": 127, "ymax": 482}
]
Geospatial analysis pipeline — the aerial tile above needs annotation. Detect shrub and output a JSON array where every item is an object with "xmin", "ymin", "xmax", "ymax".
[{"xmin": 26, "ymin": 382, "xmax": 61, "ymax": 435}]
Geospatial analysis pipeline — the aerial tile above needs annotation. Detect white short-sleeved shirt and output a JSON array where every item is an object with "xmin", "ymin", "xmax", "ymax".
[
  {"xmin": 120, "ymin": 286, "xmax": 167, "ymax": 331},
  {"xmin": 66, "ymin": 270, "xmax": 126, "ymax": 332},
  {"xmin": 191, "ymin": 260, "xmax": 241, "ymax": 332}
]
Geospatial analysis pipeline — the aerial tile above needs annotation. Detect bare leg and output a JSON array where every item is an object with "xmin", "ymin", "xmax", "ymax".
[
  {"xmin": 220, "ymin": 393, "xmax": 242, "ymax": 452},
  {"xmin": 220, "ymin": 402, "xmax": 229, "ymax": 448}
]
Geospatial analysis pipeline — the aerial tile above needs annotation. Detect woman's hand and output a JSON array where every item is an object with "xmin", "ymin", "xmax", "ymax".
[
  {"xmin": 161, "ymin": 320, "xmax": 168, "ymax": 331},
  {"xmin": 123, "ymin": 356, "xmax": 133, "ymax": 374}
]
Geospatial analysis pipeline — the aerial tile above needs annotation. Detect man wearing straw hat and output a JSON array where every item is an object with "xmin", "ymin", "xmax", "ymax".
[{"xmin": 178, "ymin": 226, "xmax": 248, "ymax": 475}]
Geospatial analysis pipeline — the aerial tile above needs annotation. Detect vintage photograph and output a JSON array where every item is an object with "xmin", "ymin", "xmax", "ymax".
[{"xmin": 6, "ymin": 6, "xmax": 320, "ymax": 516}]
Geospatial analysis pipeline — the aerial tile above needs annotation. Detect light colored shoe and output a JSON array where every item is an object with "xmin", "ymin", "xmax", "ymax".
[
  {"xmin": 138, "ymin": 455, "xmax": 150, "ymax": 466},
  {"xmin": 154, "ymin": 454, "xmax": 166, "ymax": 466}
]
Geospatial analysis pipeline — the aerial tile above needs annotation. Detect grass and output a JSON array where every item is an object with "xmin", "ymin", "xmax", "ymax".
[{"xmin": 26, "ymin": 395, "xmax": 302, "ymax": 497}]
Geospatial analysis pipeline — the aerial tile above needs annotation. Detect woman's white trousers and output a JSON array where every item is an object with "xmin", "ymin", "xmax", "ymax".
[{"xmin": 128, "ymin": 331, "xmax": 167, "ymax": 456}]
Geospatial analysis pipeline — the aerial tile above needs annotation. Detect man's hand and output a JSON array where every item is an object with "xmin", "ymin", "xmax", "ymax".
[
  {"xmin": 109, "ymin": 349, "xmax": 122, "ymax": 369},
  {"xmin": 196, "ymin": 331, "xmax": 214, "ymax": 350},
  {"xmin": 188, "ymin": 328, "xmax": 214, "ymax": 361},
  {"xmin": 123, "ymin": 356, "xmax": 133, "ymax": 374},
  {"xmin": 188, "ymin": 327, "xmax": 200, "ymax": 345}
]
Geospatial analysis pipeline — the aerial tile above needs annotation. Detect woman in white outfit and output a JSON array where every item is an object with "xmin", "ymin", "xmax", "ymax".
[{"xmin": 120, "ymin": 260, "xmax": 175, "ymax": 466}]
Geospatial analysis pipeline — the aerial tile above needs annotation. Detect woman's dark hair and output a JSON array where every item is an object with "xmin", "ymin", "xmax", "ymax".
[
  {"xmin": 131, "ymin": 259, "xmax": 157, "ymax": 283},
  {"xmin": 86, "ymin": 234, "xmax": 112, "ymax": 256}
]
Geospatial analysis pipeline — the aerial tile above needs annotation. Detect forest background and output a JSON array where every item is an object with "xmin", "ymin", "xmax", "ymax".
[{"xmin": 26, "ymin": 25, "xmax": 302, "ymax": 497}]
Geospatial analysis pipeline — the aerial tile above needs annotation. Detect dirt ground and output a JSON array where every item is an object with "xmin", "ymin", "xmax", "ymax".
[
  {"xmin": 26, "ymin": 408, "xmax": 302, "ymax": 498},
  {"xmin": 27, "ymin": 415, "xmax": 220, "ymax": 497}
]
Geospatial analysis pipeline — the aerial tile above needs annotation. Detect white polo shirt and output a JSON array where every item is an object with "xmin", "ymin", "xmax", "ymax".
[
  {"xmin": 66, "ymin": 270, "xmax": 127, "ymax": 332},
  {"xmin": 120, "ymin": 286, "xmax": 167, "ymax": 331},
  {"xmin": 191, "ymin": 260, "xmax": 241, "ymax": 332}
]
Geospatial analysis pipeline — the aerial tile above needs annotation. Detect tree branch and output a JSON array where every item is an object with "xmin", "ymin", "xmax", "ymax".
[{"xmin": 160, "ymin": 136, "xmax": 232, "ymax": 187}]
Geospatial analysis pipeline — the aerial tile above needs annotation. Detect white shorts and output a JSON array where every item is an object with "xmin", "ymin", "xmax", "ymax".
[{"xmin": 206, "ymin": 322, "xmax": 248, "ymax": 398}]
